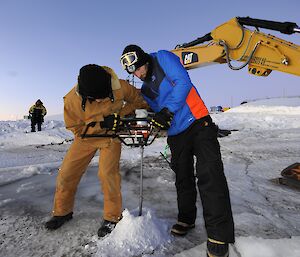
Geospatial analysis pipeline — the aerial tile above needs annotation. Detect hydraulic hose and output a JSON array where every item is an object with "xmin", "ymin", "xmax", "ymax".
[{"xmin": 237, "ymin": 17, "xmax": 300, "ymax": 35}]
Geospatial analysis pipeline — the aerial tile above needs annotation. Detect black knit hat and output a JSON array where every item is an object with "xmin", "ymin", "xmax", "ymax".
[
  {"xmin": 78, "ymin": 64, "xmax": 112, "ymax": 99},
  {"xmin": 122, "ymin": 45, "xmax": 150, "ymax": 73}
]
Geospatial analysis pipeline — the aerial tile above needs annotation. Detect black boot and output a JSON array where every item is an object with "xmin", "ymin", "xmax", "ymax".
[
  {"xmin": 45, "ymin": 212, "xmax": 73, "ymax": 230},
  {"xmin": 97, "ymin": 220, "xmax": 117, "ymax": 238},
  {"xmin": 171, "ymin": 221, "xmax": 195, "ymax": 236},
  {"xmin": 207, "ymin": 238, "xmax": 229, "ymax": 257}
]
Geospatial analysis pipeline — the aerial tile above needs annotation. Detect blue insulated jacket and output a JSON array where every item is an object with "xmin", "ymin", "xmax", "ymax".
[{"xmin": 141, "ymin": 50, "xmax": 209, "ymax": 136}]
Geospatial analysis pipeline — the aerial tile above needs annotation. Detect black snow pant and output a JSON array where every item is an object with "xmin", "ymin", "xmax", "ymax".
[
  {"xmin": 167, "ymin": 116, "xmax": 235, "ymax": 243},
  {"xmin": 31, "ymin": 118, "xmax": 42, "ymax": 132}
]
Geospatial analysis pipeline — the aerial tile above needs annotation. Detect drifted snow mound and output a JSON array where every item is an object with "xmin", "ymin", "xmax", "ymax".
[
  {"xmin": 212, "ymin": 97, "xmax": 300, "ymax": 131},
  {"xmin": 174, "ymin": 236, "xmax": 300, "ymax": 257},
  {"xmin": 93, "ymin": 208, "xmax": 171, "ymax": 257},
  {"xmin": 241, "ymin": 96, "xmax": 300, "ymax": 107},
  {"xmin": 226, "ymin": 105, "xmax": 300, "ymax": 115}
]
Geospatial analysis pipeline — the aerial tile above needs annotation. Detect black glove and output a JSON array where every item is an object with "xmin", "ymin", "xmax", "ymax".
[
  {"xmin": 100, "ymin": 113, "xmax": 121, "ymax": 131},
  {"xmin": 151, "ymin": 108, "xmax": 174, "ymax": 130}
]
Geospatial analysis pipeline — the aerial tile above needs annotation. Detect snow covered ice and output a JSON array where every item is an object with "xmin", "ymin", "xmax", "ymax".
[{"xmin": 0, "ymin": 97, "xmax": 300, "ymax": 257}]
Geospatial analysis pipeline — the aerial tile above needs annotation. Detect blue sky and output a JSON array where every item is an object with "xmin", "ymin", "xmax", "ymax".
[{"xmin": 0, "ymin": 0, "xmax": 299, "ymax": 120}]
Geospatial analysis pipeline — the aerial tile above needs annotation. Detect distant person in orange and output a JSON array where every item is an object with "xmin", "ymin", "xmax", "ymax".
[
  {"xmin": 45, "ymin": 64, "xmax": 147, "ymax": 237},
  {"xmin": 28, "ymin": 99, "xmax": 47, "ymax": 132}
]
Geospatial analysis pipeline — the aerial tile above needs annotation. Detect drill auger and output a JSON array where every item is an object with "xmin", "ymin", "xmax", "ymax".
[{"xmin": 81, "ymin": 116, "xmax": 162, "ymax": 216}]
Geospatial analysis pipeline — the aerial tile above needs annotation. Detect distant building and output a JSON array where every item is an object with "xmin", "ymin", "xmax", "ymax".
[
  {"xmin": 210, "ymin": 106, "xmax": 223, "ymax": 113},
  {"xmin": 210, "ymin": 106, "xmax": 230, "ymax": 113}
]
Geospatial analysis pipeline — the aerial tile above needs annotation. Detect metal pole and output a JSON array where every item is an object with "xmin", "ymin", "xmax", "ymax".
[{"xmin": 138, "ymin": 145, "xmax": 144, "ymax": 216}]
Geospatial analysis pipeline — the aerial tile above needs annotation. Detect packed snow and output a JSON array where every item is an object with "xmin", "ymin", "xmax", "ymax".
[{"xmin": 0, "ymin": 97, "xmax": 300, "ymax": 257}]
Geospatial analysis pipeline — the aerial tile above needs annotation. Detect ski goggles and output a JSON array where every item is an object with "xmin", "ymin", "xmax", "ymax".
[{"xmin": 120, "ymin": 52, "xmax": 138, "ymax": 73}]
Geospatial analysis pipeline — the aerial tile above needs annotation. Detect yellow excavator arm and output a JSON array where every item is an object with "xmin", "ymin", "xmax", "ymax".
[{"xmin": 171, "ymin": 17, "xmax": 300, "ymax": 77}]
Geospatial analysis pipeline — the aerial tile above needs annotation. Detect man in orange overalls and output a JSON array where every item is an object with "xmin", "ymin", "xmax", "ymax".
[{"xmin": 45, "ymin": 64, "xmax": 147, "ymax": 237}]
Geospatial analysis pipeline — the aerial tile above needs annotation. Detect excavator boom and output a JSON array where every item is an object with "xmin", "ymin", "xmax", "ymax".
[{"xmin": 171, "ymin": 17, "xmax": 300, "ymax": 76}]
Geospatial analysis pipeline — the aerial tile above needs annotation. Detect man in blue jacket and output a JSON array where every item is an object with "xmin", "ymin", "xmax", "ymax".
[{"xmin": 120, "ymin": 45, "xmax": 235, "ymax": 257}]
